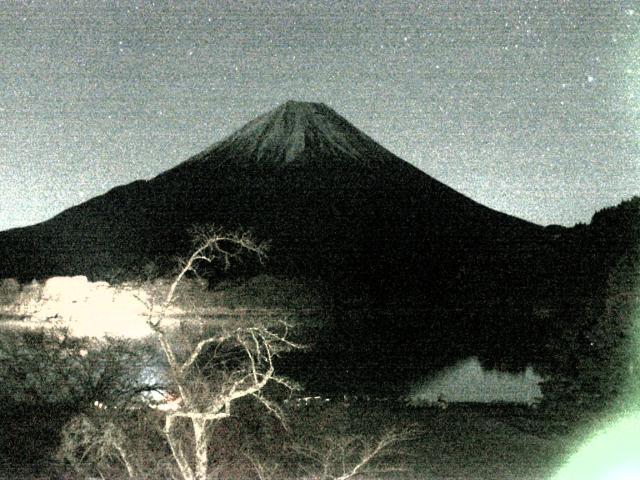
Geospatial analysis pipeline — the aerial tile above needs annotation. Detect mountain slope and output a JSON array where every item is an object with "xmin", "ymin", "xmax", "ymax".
[
  {"xmin": 0, "ymin": 101, "xmax": 554, "ymax": 389},
  {"xmin": 0, "ymin": 101, "xmax": 543, "ymax": 285}
]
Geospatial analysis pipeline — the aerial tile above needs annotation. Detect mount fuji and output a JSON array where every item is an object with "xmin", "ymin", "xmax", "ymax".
[
  {"xmin": 0, "ymin": 101, "xmax": 545, "ymax": 285},
  {"xmin": 0, "ymin": 101, "xmax": 555, "ymax": 389}
]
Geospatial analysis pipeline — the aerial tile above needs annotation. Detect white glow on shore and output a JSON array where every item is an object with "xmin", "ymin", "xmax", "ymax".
[
  {"xmin": 2, "ymin": 275, "xmax": 181, "ymax": 339},
  {"xmin": 409, "ymin": 357, "xmax": 543, "ymax": 405}
]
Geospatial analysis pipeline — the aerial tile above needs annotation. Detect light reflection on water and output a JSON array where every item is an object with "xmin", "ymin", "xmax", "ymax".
[{"xmin": 409, "ymin": 356, "xmax": 543, "ymax": 405}]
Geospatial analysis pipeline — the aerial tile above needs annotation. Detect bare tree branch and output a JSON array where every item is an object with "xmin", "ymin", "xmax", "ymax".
[
  {"xmin": 164, "ymin": 415, "xmax": 195, "ymax": 480},
  {"xmin": 161, "ymin": 226, "xmax": 268, "ymax": 315},
  {"xmin": 144, "ymin": 225, "xmax": 295, "ymax": 480},
  {"xmin": 180, "ymin": 335, "xmax": 226, "ymax": 374},
  {"xmin": 289, "ymin": 427, "xmax": 418, "ymax": 480}
]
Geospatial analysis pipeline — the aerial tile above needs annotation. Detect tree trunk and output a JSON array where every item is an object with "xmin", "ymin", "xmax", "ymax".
[
  {"xmin": 193, "ymin": 417, "xmax": 209, "ymax": 480},
  {"xmin": 165, "ymin": 414, "xmax": 195, "ymax": 480}
]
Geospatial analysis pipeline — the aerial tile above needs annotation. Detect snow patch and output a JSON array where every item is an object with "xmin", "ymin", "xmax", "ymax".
[{"xmin": 201, "ymin": 101, "xmax": 397, "ymax": 167}]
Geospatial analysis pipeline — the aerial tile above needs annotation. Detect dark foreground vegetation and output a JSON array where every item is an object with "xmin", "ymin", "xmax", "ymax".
[
  {"xmin": 0, "ymin": 195, "xmax": 637, "ymax": 478},
  {"xmin": 0, "ymin": 398, "xmax": 579, "ymax": 479}
]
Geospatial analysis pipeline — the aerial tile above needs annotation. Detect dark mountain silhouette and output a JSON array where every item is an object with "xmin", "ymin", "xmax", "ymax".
[
  {"xmin": 0, "ymin": 101, "xmax": 545, "ymax": 281},
  {"xmin": 1, "ymin": 101, "xmax": 561, "ymax": 391}
]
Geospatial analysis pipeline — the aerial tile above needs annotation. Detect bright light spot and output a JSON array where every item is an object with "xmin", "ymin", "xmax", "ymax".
[
  {"xmin": 3, "ymin": 276, "xmax": 181, "ymax": 339},
  {"xmin": 552, "ymin": 413, "xmax": 640, "ymax": 480},
  {"xmin": 603, "ymin": 465, "xmax": 640, "ymax": 480},
  {"xmin": 588, "ymin": 75, "xmax": 595, "ymax": 83},
  {"xmin": 553, "ymin": 255, "xmax": 640, "ymax": 480}
]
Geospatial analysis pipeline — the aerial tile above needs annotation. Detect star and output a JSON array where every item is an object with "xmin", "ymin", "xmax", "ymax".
[{"xmin": 0, "ymin": 1, "xmax": 636, "ymax": 230}]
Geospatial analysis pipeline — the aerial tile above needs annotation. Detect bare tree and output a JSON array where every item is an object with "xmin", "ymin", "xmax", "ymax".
[
  {"xmin": 59, "ymin": 413, "xmax": 140, "ymax": 478},
  {"xmin": 289, "ymin": 427, "xmax": 417, "ymax": 480},
  {"xmin": 57, "ymin": 226, "xmax": 417, "ymax": 479},
  {"xmin": 57, "ymin": 226, "xmax": 301, "ymax": 480},
  {"xmin": 146, "ymin": 226, "xmax": 300, "ymax": 480}
]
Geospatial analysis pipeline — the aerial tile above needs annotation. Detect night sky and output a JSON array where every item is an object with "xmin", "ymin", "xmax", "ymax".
[{"xmin": 1, "ymin": 0, "xmax": 638, "ymax": 231}]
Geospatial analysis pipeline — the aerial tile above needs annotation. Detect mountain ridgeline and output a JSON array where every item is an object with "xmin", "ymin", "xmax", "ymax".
[
  {"xmin": 1, "ymin": 101, "xmax": 637, "ymax": 394},
  {"xmin": 0, "ymin": 102, "xmax": 545, "ymax": 290}
]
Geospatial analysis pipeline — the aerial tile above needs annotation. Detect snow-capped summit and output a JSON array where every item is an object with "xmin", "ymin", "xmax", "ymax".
[
  {"xmin": 0, "ymin": 100, "xmax": 542, "ymax": 292},
  {"xmin": 187, "ymin": 100, "xmax": 400, "ymax": 168},
  {"xmin": 0, "ymin": 100, "xmax": 551, "ymax": 391}
]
